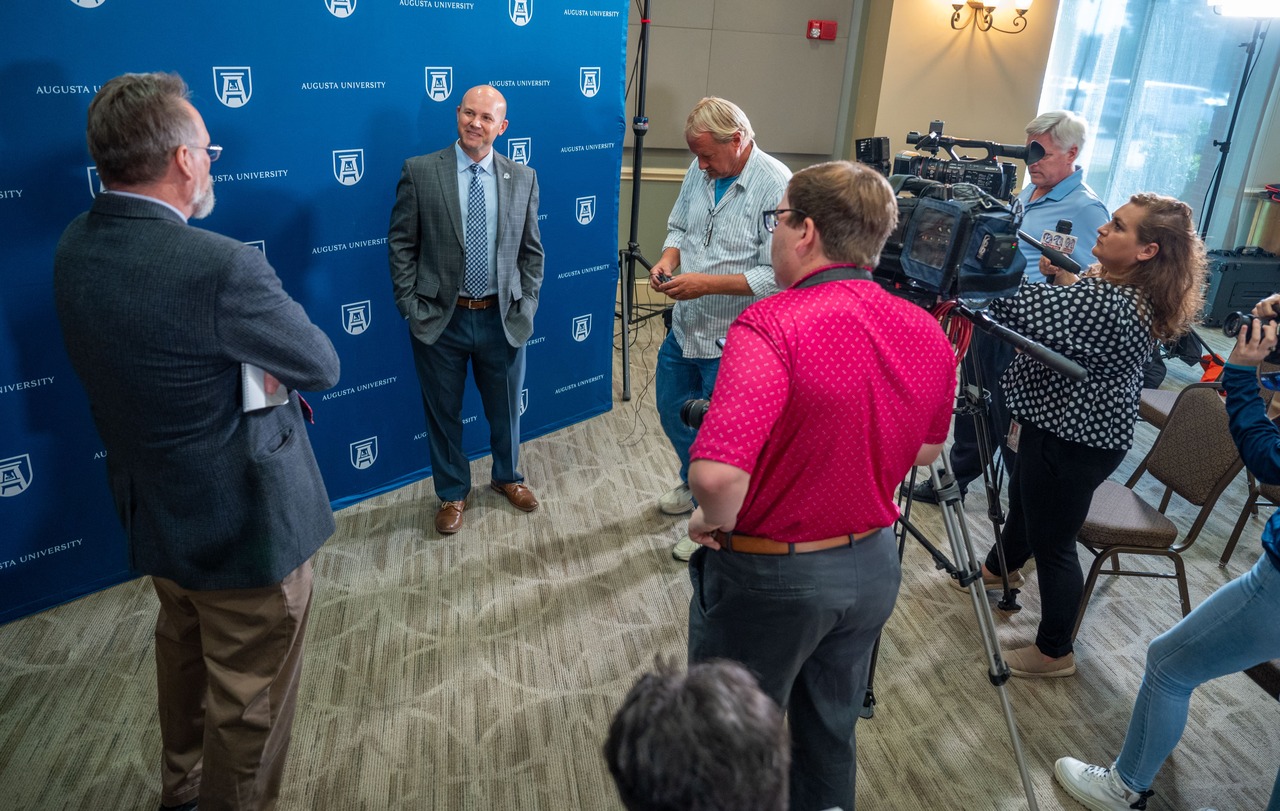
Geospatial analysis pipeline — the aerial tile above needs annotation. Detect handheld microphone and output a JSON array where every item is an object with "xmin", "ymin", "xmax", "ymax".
[
  {"xmin": 1017, "ymin": 229, "xmax": 1081, "ymax": 275},
  {"xmin": 1041, "ymin": 219, "xmax": 1078, "ymax": 258}
]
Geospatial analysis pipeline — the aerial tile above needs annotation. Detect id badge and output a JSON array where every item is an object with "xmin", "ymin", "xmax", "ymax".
[{"xmin": 1007, "ymin": 419, "xmax": 1021, "ymax": 453}]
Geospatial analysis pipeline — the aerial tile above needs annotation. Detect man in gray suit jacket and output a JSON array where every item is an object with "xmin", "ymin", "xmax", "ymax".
[
  {"xmin": 388, "ymin": 84, "xmax": 545, "ymax": 534},
  {"xmin": 53, "ymin": 72, "xmax": 340, "ymax": 811}
]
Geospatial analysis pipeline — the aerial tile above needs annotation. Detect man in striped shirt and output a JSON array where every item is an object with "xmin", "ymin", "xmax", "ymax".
[{"xmin": 647, "ymin": 98, "xmax": 791, "ymax": 562}]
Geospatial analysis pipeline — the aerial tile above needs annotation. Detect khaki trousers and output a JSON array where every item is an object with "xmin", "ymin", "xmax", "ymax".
[{"xmin": 152, "ymin": 560, "xmax": 313, "ymax": 811}]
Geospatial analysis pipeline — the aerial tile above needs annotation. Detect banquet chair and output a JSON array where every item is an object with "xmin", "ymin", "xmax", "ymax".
[{"xmin": 1071, "ymin": 384, "xmax": 1245, "ymax": 642}]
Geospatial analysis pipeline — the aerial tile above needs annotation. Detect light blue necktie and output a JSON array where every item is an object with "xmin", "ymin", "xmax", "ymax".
[{"xmin": 463, "ymin": 163, "xmax": 487, "ymax": 298}]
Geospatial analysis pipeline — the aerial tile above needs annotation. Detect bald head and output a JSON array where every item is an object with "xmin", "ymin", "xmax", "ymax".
[{"xmin": 456, "ymin": 84, "xmax": 509, "ymax": 161}]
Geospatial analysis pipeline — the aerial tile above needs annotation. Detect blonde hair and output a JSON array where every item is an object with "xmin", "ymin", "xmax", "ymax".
[{"xmin": 684, "ymin": 97, "xmax": 754, "ymax": 144}]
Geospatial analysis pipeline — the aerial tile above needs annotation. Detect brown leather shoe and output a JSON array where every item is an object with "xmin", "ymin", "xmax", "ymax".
[
  {"xmin": 490, "ymin": 480, "xmax": 539, "ymax": 512},
  {"xmin": 435, "ymin": 500, "xmax": 466, "ymax": 534}
]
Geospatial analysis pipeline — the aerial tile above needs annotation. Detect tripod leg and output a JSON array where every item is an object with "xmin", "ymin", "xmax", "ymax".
[{"xmin": 930, "ymin": 456, "xmax": 1040, "ymax": 810}]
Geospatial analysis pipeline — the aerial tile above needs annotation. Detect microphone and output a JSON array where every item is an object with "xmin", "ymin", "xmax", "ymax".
[
  {"xmin": 1042, "ymin": 219, "xmax": 1078, "ymax": 259},
  {"xmin": 1017, "ymin": 229, "xmax": 1081, "ymax": 275}
]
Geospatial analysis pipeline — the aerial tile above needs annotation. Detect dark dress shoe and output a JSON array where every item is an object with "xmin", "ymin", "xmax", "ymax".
[
  {"xmin": 435, "ymin": 500, "xmax": 466, "ymax": 534},
  {"xmin": 491, "ymin": 481, "xmax": 539, "ymax": 512},
  {"xmin": 900, "ymin": 479, "xmax": 965, "ymax": 505}
]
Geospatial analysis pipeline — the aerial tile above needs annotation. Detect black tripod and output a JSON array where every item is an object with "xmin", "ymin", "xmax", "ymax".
[
  {"xmin": 616, "ymin": 0, "xmax": 668, "ymax": 402},
  {"xmin": 859, "ymin": 302, "xmax": 1088, "ymax": 810}
]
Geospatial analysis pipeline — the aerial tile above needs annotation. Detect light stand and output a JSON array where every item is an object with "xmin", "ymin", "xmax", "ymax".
[
  {"xmin": 1199, "ymin": 17, "xmax": 1270, "ymax": 241},
  {"xmin": 617, "ymin": 0, "xmax": 667, "ymax": 401}
]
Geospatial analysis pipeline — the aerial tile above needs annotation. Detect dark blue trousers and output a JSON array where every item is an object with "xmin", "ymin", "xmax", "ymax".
[{"xmin": 410, "ymin": 306, "xmax": 524, "ymax": 501}]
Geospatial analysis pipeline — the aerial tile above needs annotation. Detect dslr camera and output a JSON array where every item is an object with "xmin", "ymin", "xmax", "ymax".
[{"xmin": 1223, "ymin": 311, "xmax": 1280, "ymax": 364}]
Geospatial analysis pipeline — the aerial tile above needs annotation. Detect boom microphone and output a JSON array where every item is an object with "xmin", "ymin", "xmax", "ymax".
[{"xmin": 1017, "ymin": 229, "xmax": 1081, "ymax": 275}]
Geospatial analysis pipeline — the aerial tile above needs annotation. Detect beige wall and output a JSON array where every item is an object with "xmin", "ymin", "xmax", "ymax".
[
  {"xmin": 869, "ymin": 0, "xmax": 1060, "ymax": 152},
  {"xmin": 619, "ymin": 0, "xmax": 1279, "ymax": 261}
]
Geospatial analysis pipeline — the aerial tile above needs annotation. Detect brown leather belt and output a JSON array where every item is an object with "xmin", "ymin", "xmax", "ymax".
[
  {"xmin": 712, "ymin": 527, "xmax": 884, "ymax": 555},
  {"xmin": 457, "ymin": 295, "xmax": 498, "ymax": 310}
]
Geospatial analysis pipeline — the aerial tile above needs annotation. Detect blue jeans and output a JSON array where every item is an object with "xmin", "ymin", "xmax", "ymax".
[
  {"xmin": 656, "ymin": 331, "xmax": 720, "ymax": 484},
  {"xmin": 1116, "ymin": 555, "xmax": 1280, "ymax": 808},
  {"xmin": 687, "ymin": 529, "xmax": 901, "ymax": 811}
]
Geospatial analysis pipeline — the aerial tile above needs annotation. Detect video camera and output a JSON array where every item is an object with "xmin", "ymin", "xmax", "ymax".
[{"xmin": 857, "ymin": 121, "xmax": 1041, "ymax": 305}]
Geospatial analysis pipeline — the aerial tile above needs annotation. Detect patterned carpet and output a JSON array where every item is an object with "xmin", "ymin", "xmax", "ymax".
[{"xmin": 1, "ymin": 317, "xmax": 1277, "ymax": 810}]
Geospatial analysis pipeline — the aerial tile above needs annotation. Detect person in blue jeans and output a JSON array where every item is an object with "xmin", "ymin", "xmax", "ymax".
[{"xmin": 1055, "ymin": 299, "xmax": 1280, "ymax": 811}]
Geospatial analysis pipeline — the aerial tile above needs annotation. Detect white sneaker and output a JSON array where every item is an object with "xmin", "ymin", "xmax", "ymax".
[
  {"xmin": 1054, "ymin": 757, "xmax": 1154, "ymax": 811},
  {"xmin": 658, "ymin": 483, "xmax": 695, "ymax": 515},
  {"xmin": 672, "ymin": 536, "xmax": 700, "ymax": 562}
]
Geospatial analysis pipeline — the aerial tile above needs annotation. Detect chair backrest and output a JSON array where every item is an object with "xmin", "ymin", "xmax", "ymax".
[{"xmin": 1146, "ymin": 384, "xmax": 1243, "ymax": 507}]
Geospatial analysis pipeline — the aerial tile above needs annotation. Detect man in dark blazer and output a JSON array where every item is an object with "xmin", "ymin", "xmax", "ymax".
[
  {"xmin": 388, "ymin": 84, "xmax": 545, "ymax": 534},
  {"xmin": 53, "ymin": 72, "xmax": 340, "ymax": 811}
]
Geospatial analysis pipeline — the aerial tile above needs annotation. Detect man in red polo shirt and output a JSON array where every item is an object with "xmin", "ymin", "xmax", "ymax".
[{"xmin": 685, "ymin": 161, "xmax": 957, "ymax": 811}]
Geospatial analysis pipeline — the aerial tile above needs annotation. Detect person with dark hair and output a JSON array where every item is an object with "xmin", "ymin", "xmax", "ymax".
[
  {"xmin": 604, "ymin": 658, "xmax": 790, "ymax": 811},
  {"xmin": 1055, "ymin": 301, "xmax": 1280, "ymax": 810},
  {"xmin": 684, "ymin": 161, "xmax": 958, "ymax": 811},
  {"xmin": 964, "ymin": 192, "xmax": 1208, "ymax": 678},
  {"xmin": 54, "ymin": 72, "xmax": 340, "ymax": 811}
]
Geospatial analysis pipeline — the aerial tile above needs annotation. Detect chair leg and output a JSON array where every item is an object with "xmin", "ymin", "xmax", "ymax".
[
  {"xmin": 1124, "ymin": 460, "xmax": 1149, "ymax": 488},
  {"xmin": 1171, "ymin": 552, "xmax": 1192, "ymax": 618},
  {"xmin": 1247, "ymin": 470, "xmax": 1258, "ymax": 516},
  {"xmin": 1071, "ymin": 550, "xmax": 1112, "ymax": 644},
  {"xmin": 1222, "ymin": 492, "xmax": 1259, "ymax": 568}
]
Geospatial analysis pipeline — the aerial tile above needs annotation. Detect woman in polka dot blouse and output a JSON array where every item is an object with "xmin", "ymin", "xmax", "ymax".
[{"xmin": 971, "ymin": 192, "xmax": 1208, "ymax": 678}]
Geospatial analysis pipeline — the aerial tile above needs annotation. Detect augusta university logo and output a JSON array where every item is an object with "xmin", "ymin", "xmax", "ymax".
[
  {"xmin": 333, "ymin": 149, "xmax": 365, "ymax": 186},
  {"xmin": 326, "ymin": 0, "xmax": 356, "ymax": 17},
  {"xmin": 510, "ymin": 0, "xmax": 531, "ymax": 25},
  {"xmin": 69, "ymin": 0, "xmax": 106, "ymax": 7},
  {"xmin": 425, "ymin": 67, "xmax": 453, "ymax": 102},
  {"xmin": 213, "ymin": 67, "xmax": 252, "ymax": 108},
  {"xmin": 507, "ymin": 137, "xmax": 531, "ymax": 166},
  {"xmin": 572, "ymin": 314, "xmax": 592, "ymax": 342},
  {"xmin": 579, "ymin": 67, "xmax": 600, "ymax": 98},
  {"xmin": 350, "ymin": 437, "xmax": 378, "ymax": 470},
  {"xmin": 342, "ymin": 301, "xmax": 371, "ymax": 335},
  {"xmin": 0, "ymin": 454, "xmax": 33, "ymax": 497},
  {"xmin": 519, "ymin": 388, "xmax": 529, "ymax": 416},
  {"xmin": 575, "ymin": 196, "xmax": 596, "ymax": 225}
]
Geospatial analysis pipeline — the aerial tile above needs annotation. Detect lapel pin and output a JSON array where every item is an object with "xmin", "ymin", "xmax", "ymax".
[{"xmin": 503, "ymin": 173, "xmax": 510, "ymax": 179}]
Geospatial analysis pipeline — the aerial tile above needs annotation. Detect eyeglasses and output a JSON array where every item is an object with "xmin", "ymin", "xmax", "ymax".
[
  {"xmin": 763, "ymin": 208, "xmax": 807, "ymax": 233},
  {"xmin": 184, "ymin": 144, "xmax": 223, "ymax": 162}
]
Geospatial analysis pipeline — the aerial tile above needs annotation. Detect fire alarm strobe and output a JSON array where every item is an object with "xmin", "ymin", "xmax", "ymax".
[{"xmin": 806, "ymin": 20, "xmax": 837, "ymax": 40}]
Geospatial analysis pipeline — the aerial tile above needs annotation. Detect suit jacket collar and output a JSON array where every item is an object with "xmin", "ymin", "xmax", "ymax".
[{"xmin": 91, "ymin": 190, "xmax": 187, "ymax": 225}]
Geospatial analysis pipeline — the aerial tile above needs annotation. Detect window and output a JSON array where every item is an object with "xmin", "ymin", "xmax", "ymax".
[{"xmin": 1039, "ymin": 0, "xmax": 1270, "ymax": 233}]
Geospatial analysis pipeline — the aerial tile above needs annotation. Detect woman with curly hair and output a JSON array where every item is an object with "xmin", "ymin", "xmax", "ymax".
[{"xmin": 961, "ymin": 192, "xmax": 1208, "ymax": 678}]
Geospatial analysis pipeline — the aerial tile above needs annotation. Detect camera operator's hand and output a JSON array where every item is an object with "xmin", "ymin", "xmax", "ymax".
[
  {"xmin": 687, "ymin": 506, "xmax": 725, "ymax": 551},
  {"xmin": 1040, "ymin": 256, "xmax": 1078, "ymax": 286},
  {"xmin": 1252, "ymin": 293, "xmax": 1280, "ymax": 321},
  {"xmin": 1228, "ymin": 310, "xmax": 1279, "ymax": 367}
]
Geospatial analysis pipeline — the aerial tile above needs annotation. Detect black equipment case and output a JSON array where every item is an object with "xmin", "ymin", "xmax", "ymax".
[{"xmin": 1201, "ymin": 248, "xmax": 1280, "ymax": 327}]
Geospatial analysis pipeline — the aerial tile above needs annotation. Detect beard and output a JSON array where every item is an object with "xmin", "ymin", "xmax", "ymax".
[{"xmin": 189, "ymin": 177, "xmax": 216, "ymax": 220}]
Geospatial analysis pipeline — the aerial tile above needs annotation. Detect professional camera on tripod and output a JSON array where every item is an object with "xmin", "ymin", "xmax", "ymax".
[{"xmin": 857, "ymin": 121, "xmax": 1047, "ymax": 307}]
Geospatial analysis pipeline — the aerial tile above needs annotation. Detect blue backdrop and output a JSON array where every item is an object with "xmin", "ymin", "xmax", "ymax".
[{"xmin": 0, "ymin": 0, "xmax": 628, "ymax": 624}]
